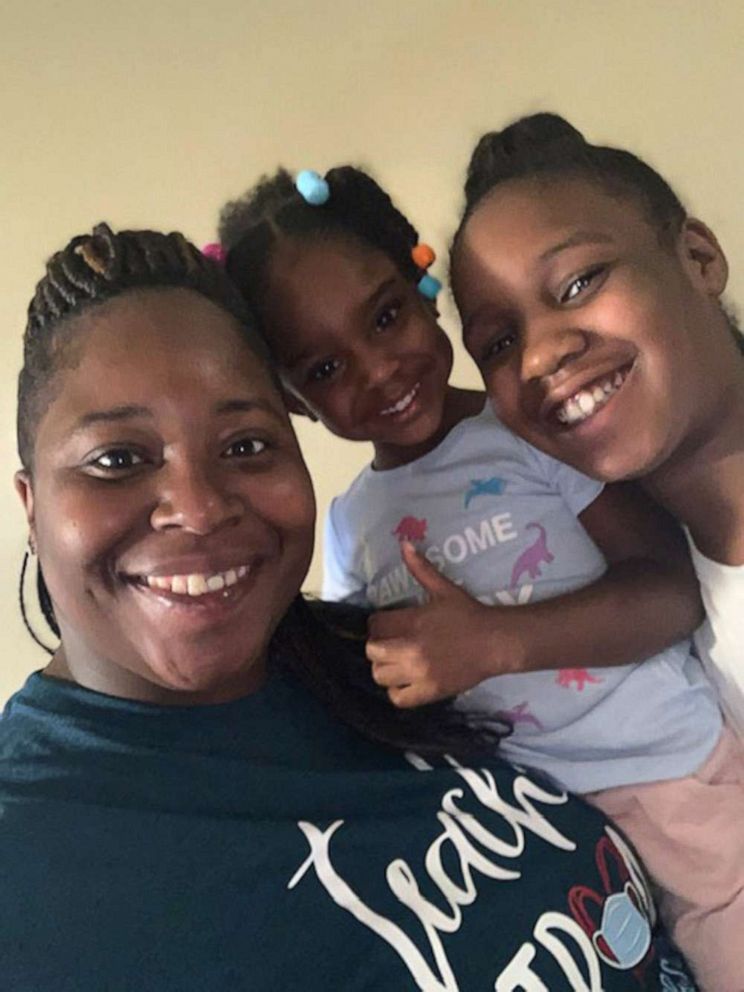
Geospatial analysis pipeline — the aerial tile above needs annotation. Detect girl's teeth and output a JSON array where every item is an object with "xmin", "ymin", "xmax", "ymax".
[
  {"xmin": 144, "ymin": 566, "xmax": 251, "ymax": 597},
  {"xmin": 556, "ymin": 369, "xmax": 628, "ymax": 426},
  {"xmin": 381, "ymin": 383, "xmax": 419, "ymax": 416}
]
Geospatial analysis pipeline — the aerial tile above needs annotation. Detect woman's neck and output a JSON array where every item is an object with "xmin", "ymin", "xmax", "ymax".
[
  {"xmin": 372, "ymin": 387, "xmax": 486, "ymax": 470},
  {"xmin": 645, "ymin": 380, "xmax": 744, "ymax": 565}
]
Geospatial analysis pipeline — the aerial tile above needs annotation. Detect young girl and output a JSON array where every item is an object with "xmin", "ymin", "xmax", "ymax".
[
  {"xmin": 215, "ymin": 167, "xmax": 733, "ymax": 986},
  {"xmin": 450, "ymin": 113, "xmax": 744, "ymax": 989}
]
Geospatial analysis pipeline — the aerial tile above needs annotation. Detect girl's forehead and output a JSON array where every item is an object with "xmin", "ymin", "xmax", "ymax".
[{"xmin": 465, "ymin": 176, "xmax": 649, "ymax": 245}]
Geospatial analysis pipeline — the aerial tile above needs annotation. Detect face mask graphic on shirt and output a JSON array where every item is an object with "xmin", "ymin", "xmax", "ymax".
[{"xmin": 593, "ymin": 883, "xmax": 652, "ymax": 969}]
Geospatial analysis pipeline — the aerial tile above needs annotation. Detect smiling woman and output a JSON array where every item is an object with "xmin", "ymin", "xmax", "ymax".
[{"xmin": 0, "ymin": 223, "xmax": 700, "ymax": 991}]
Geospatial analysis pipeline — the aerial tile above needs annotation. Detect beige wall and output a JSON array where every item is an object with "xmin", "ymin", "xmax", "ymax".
[{"xmin": 1, "ymin": 0, "xmax": 742, "ymax": 701}]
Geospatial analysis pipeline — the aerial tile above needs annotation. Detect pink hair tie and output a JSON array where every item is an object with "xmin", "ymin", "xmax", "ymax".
[{"xmin": 201, "ymin": 242, "xmax": 227, "ymax": 266}]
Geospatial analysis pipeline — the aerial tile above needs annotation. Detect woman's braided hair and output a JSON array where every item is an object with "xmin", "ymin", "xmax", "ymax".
[
  {"xmin": 218, "ymin": 166, "xmax": 425, "ymax": 332},
  {"xmin": 17, "ymin": 222, "xmax": 504, "ymax": 756},
  {"xmin": 18, "ymin": 222, "xmax": 266, "ymax": 471}
]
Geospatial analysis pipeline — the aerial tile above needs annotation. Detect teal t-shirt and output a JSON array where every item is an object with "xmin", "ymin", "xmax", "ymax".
[{"xmin": 0, "ymin": 666, "xmax": 697, "ymax": 990}]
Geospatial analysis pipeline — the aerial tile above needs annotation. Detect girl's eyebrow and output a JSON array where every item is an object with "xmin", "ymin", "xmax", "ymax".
[
  {"xmin": 539, "ymin": 230, "xmax": 614, "ymax": 263},
  {"xmin": 363, "ymin": 276, "xmax": 398, "ymax": 309},
  {"xmin": 284, "ymin": 276, "xmax": 400, "ymax": 369}
]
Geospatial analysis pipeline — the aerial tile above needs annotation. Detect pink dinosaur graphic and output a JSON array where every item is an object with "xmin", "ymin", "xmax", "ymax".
[
  {"xmin": 510, "ymin": 522, "xmax": 554, "ymax": 587},
  {"xmin": 392, "ymin": 516, "xmax": 428, "ymax": 542},
  {"xmin": 556, "ymin": 668, "xmax": 603, "ymax": 691},
  {"xmin": 497, "ymin": 701, "xmax": 544, "ymax": 731}
]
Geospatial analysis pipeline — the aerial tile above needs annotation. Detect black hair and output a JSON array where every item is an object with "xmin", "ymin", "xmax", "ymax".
[
  {"xmin": 217, "ymin": 166, "xmax": 425, "ymax": 334},
  {"xmin": 18, "ymin": 222, "xmax": 505, "ymax": 757},
  {"xmin": 456, "ymin": 112, "xmax": 687, "ymax": 247},
  {"xmin": 454, "ymin": 112, "xmax": 744, "ymax": 353},
  {"xmin": 18, "ymin": 223, "xmax": 269, "ymax": 473}
]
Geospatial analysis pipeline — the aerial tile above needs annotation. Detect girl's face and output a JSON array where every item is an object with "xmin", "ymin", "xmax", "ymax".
[
  {"xmin": 261, "ymin": 236, "xmax": 454, "ymax": 467},
  {"xmin": 16, "ymin": 288, "xmax": 315, "ymax": 704},
  {"xmin": 452, "ymin": 177, "xmax": 729, "ymax": 482}
]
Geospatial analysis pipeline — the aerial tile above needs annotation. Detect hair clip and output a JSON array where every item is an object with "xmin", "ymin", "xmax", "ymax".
[
  {"xmin": 201, "ymin": 243, "xmax": 227, "ymax": 266},
  {"xmin": 295, "ymin": 169, "xmax": 330, "ymax": 206},
  {"xmin": 411, "ymin": 243, "xmax": 436, "ymax": 269},
  {"xmin": 417, "ymin": 274, "xmax": 442, "ymax": 300}
]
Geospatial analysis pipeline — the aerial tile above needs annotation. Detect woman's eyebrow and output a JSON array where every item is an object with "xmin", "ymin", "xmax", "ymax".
[{"xmin": 72, "ymin": 405, "xmax": 153, "ymax": 432}]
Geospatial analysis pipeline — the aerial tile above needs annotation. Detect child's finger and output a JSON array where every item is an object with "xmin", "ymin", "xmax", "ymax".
[
  {"xmin": 367, "ymin": 606, "xmax": 421, "ymax": 641},
  {"xmin": 400, "ymin": 541, "xmax": 460, "ymax": 599}
]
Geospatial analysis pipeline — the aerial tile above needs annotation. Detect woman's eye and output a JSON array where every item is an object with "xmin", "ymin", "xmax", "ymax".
[
  {"xmin": 376, "ymin": 303, "xmax": 400, "ymax": 332},
  {"xmin": 561, "ymin": 266, "xmax": 606, "ymax": 304},
  {"xmin": 223, "ymin": 437, "xmax": 268, "ymax": 458},
  {"xmin": 87, "ymin": 448, "xmax": 145, "ymax": 473},
  {"xmin": 307, "ymin": 358, "xmax": 340, "ymax": 383}
]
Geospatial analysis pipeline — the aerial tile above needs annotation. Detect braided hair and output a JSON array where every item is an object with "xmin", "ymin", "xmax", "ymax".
[
  {"xmin": 18, "ymin": 223, "xmax": 267, "ymax": 472},
  {"xmin": 17, "ymin": 222, "xmax": 503, "ymax": 757},
  {"xmin": 456, "ymin": 112, "xmax": 687, "ymax": 247},
  {"xmin": 218, "ymin": 166, "xmax": 425, "ymax": 332}
]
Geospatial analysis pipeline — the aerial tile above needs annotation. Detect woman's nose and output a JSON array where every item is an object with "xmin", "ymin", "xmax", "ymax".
[
  {"xmin": 149, "ymin": 463, "xmax": 244, "ymax": 535},
  {"xmin": 520, "ymin": 323, "xmax": 588, "ymax": 383}
]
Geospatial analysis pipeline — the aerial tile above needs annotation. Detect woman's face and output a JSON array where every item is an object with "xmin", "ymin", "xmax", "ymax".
[
  {"xmin": 452, "ymin": 177, "xmax": 729, "ymax": 482},
  {"xmin": 17, "ymin": 288, "xmax": 316, "ymax": 704}
]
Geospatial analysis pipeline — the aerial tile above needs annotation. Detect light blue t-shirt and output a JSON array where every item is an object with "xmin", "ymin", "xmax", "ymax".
[{"xmin": 323, "ymin": 403, "xmax": 722, "ymax": 794}]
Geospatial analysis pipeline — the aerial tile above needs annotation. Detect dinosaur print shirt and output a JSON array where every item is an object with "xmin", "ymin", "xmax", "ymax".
[{"xmin": 323, "ymin": 403, "xmax": 722, "ymax": 793}]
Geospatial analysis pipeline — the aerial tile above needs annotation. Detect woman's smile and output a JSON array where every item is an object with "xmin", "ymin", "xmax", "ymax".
[{"xmin": 21, "ymin": 287, "xmax": 316, "ymax": 703}]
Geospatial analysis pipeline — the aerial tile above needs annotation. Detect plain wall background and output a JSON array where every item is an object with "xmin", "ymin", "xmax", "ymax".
[{"xmin": 1, "ymin": 0, "xmax": 742, "ymax": 702}]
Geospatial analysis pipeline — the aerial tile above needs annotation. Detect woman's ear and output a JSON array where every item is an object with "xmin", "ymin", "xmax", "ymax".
[
  {"xmin": 15, "ymin": 470, "xmax": 36, "ymax": 546},
  {"xmin": 281, "ymin": 385, "xmax": 318, "ymax": 422},
  {"xmin": 679, "ymin": 219, "xmax": 729, "ymax": 298}
]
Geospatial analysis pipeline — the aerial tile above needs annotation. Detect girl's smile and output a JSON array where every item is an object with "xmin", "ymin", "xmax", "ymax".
[
  {"xmin": 453, "ymin": 177, "xmax": 729, "ymax": 483},
  {"xmin": 261, "ymin": 238, "xmax": 466, "ymax": 469}
]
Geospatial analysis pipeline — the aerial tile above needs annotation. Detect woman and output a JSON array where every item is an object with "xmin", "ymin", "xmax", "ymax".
[{"xmin": 0, "ymin": 224, "xmax": 697, "ymax": 990}]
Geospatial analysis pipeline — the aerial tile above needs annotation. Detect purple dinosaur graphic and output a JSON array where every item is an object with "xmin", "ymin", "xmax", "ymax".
[
  {"xmin": 497, "ymin": 701, "xmax": 544, "ymax": 731},
  {"xmin": 464, "ymin": 476, "xmax": 506, "ymax": 509},
  {"xmin": 510, "ymin": 522, "xmax": 554, "ymax": 587}
]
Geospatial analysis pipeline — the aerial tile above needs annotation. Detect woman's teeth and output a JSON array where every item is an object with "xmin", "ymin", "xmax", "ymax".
[
  {"xmin": 144, "ymin": 565, "xmax": 250, "ymax": 597},
  {"xmin": 381, "ymin": 382, "xmax": 420, "ymax": 416},
  {"xmin": 556, "ymin": 370, "xmax": 628, "ymax": 426}
]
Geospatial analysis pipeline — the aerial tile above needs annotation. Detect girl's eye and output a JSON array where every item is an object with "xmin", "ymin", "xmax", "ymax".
[
  {"xmin": 87, "ymin": 448, "xmax": 145, "ymax": 474},
  {"xmin": 560, "ymin": 265, "xmax": 606, "ymax": 304},
  {"xmin": 223, "ymin": 437, "xmax": 268, "ymax": 458},
  {"xmin": 307, "ymin": 358, "xmax": 341, "ymax": 383},
  {"xmin": 481, "ymin": 329, "xmax": 518, "ymax": 364},
  {"xmin": 376, "ymin": 303, "xmax": 400, "ymax": 332}
]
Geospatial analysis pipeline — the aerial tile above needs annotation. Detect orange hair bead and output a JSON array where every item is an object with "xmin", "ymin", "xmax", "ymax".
[{"xmin": 411, "ymin": 243, "xmax": 436, "ymax": 269}]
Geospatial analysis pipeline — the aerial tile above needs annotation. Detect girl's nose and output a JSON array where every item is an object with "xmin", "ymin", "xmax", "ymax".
[
  {"xmin": 363, "ymin": 348, "xmax": 401, "ymax": 389},
  {"xmin": 520, "ymin": 324, "xmax": 588, "ymax": 383},
  {"xmin": 150, "ymin": 463, "xmax": 244, "ymax": 535}
]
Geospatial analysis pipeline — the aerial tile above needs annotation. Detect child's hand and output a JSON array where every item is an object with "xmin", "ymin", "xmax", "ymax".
[{"xmin": 366, "ymin": 542, "xmax": 520, "ymax": 708}]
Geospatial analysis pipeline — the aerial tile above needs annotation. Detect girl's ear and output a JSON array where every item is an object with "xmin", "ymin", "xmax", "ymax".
[
  {"xmin": 679, "ymin": 219, "xmax": 729, "ymax": 298},
  {"xmin": 281, "ymin": 385, "xmax": 318, "ymax": 422}
]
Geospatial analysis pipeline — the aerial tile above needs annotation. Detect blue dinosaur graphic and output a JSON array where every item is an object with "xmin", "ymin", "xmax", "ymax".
[{"xmin": 464, "ymin": 476, "xmax": 507, "ymax": 509}]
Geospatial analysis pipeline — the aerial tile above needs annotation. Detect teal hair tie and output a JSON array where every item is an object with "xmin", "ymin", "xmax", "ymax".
[
  {"xmin": 417, "ymin": 273, "xmax": 442, "ymax": 300},
  {"xmin": 295, "ymin": 170, "xmax": 330, "ymax": 206}
]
